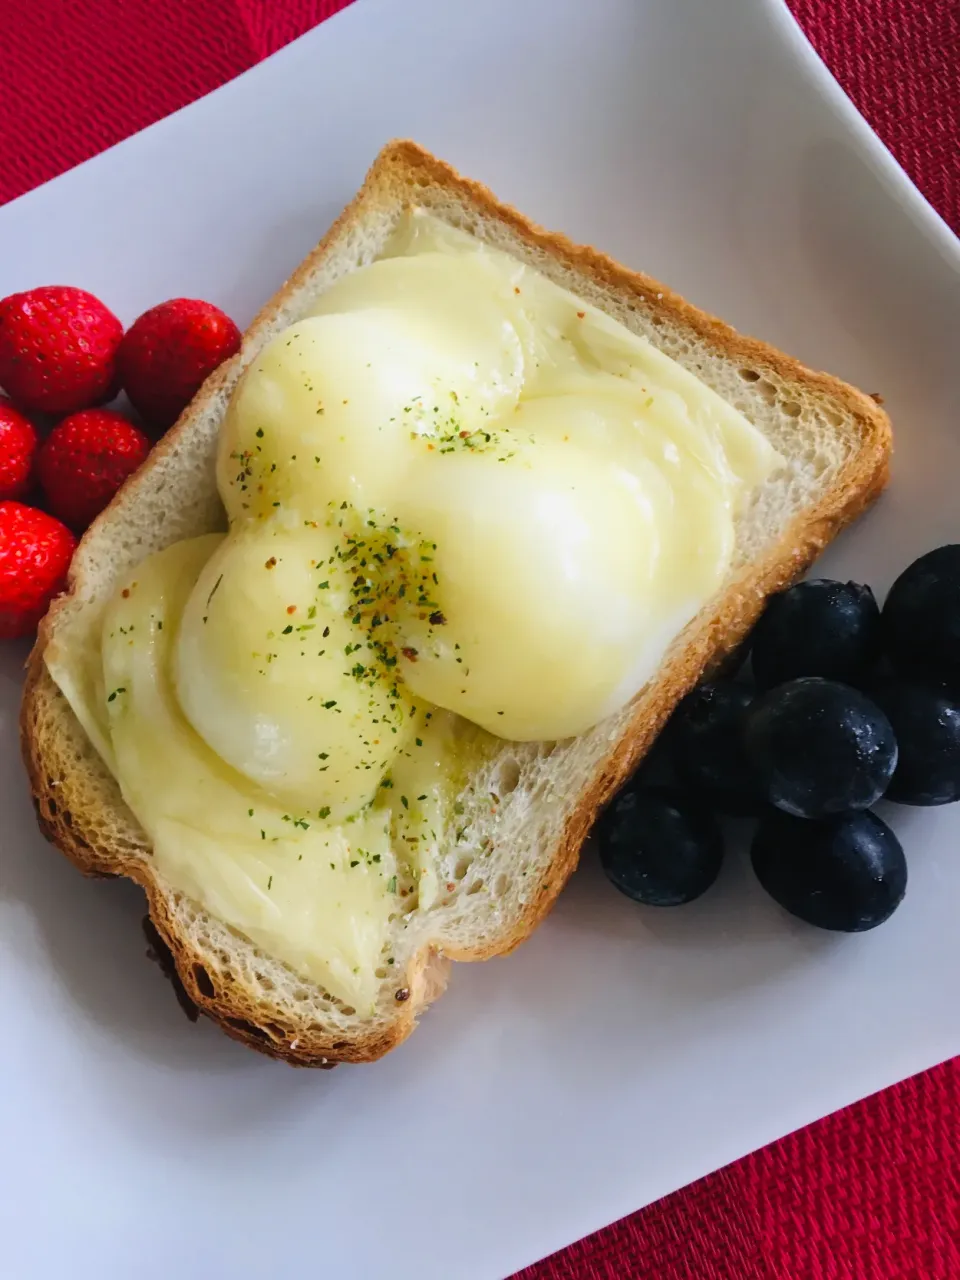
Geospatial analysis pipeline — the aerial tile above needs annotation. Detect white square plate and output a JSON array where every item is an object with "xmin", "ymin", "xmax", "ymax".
[{"xmin": 2, "ymin": 2, "xmax": 959, "ymax": 1277}]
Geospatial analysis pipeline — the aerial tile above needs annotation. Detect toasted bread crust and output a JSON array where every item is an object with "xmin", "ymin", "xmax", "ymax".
[{"xmin": 20, "ymin": 141, "xmax": 892, "ymax": 1065}]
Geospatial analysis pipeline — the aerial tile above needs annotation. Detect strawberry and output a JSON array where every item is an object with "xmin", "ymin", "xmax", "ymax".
[
  {"xmin": 0, "ymin": 399, "xmax": 39, "ymax": 501},
  {"xmin": 0, "ymin": 286, "xmax": 123, "ymax": 415},
  {"xmin": 37, "ymin": 409, "xmax": 151, "ymax": 531},
  {"xmin": 0, "ymin": 501, "xmax": 76, "ymax": 638},
  {"xmin": 117, "ymin": 298, "xmax": 242, "ymax": 432}
]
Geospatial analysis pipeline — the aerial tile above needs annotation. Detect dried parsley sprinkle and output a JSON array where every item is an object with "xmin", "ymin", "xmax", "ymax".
[
  {"xmin": 318, "ymin": 806, "xmax": 331, "ymax": 820},
  {"xmin": 107, "ymin": 687, "xmax": 126, "ymax": 702},
  {"xmin": 282, "ymin": 814, "xmax": 310, "ymax": 830}
]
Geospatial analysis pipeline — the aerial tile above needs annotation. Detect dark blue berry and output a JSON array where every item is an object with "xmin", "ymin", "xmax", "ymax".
[
  {"xmin": 744, "ymin": 677, "xmax": 897, "ymax": 819},
  {"xmin": 870, "ymin": 680, "xmax": 960, "ymax": 805},
  {"xmin": 750, "ymin": 578, "xmax": 880, "ymax": 689},
  {"xmin": 598, "ymin": 786, "xmax": 724, "ymax": 907},
  {"xmin": 882, "ymin": 545, "xmax": 960, "ymax": 688},
  {"xmin": 671, "ymin": 682, "xmax": 761, "ymax": 814},
  {"xmin": 751, "ymin": 808, "xmax": 906, "ymax": 932}
]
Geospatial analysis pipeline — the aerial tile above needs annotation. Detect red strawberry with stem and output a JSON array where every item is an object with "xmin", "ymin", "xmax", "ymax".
[
  {"xmin": 0, "ymin": 500, "xmax": 76, "ymax": 639},
  {"xmin": 0, "ymin": 286, "xmax": 123, "ymax": 415},
  {"xmin": 117, "ymin": 298, "xmax": 242, "ymax": 432},
  {"xmin": 37, "ymin": 409, "xmax": 151, "ymax": 532},
  {"xmin": 0, "ymin": 399, "xmax": 39, "ymax": 501}
]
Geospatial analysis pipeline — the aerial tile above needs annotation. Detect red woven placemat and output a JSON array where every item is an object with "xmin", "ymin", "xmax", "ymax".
[{"xmin": 1, "ymin": 3, "xmax": 958, "ymax": 1278}]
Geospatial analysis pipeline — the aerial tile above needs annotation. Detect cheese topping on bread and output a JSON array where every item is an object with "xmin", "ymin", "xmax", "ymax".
[{"xmin": 45, "ymin": 211, "xmax": 780, "ymax": 1010}]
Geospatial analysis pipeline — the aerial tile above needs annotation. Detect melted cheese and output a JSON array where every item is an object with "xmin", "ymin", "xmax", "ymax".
[
  {"xmin": 84, "ymin": 536, "xmax": 471, "ymax": 1009},
  {"xmin": 48, "ymin": 212, "xmax": 781, "ymax": 1004}
]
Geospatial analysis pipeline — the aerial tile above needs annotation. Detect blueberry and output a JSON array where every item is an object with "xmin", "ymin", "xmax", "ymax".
[
  {"xmin": 751, "ymin": 808, "xmax": 906, "ymax": 932},
  {"xmin": 671, "ymin": 681, "xmax": 762, "ymax": 814},
  {"xmin": 743, "ymin": 677, "xmax": 897, "ymax": 819},
  {"xmin": 598, "ymin": 786, "xmax": 724, "ymax": 906},
  {"xmin": 882, "ymin": 545, "xmax": 960, "ymax": 687},
  {"xmin": 869, "ymin": 680, "xmax": 960, "ymax": 805},
  {"xmin": 750, "ymin": 578, "xmax": 881, "ymax": 688}
]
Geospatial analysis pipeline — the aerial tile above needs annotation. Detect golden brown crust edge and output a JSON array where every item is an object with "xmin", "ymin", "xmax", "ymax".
[
  {"xmin": 19, "ymin": 651, "xmax": 450, "ymax": 1066},
  {"xmin": 19, "ymin": 139, "xmax": 892, "ymax": 1065}
]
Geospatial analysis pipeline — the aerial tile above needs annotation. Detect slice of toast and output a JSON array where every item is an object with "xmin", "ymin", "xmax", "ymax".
[{"xmin": 19, "ymin": 141, "xmax": 891, "ymax": 1065}]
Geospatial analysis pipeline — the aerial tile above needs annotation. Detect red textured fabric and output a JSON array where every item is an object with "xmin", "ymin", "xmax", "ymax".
[
  {"xmin": 0, "ymin": 1, "xmax": 254, "ymax": 205},
  {"xmin": 789, "ymin": 0, "xmax": 960, "ymax": 236},
  {"xmin": 518, "ymin": 1057, "xmax": 960, "ymax": 1279},
  {"xmin": 0, "ymin": 3, "xmax": 958, "ymax": 1279}
]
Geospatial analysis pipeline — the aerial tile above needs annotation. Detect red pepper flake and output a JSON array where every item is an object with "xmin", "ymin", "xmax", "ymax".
[
  {"xmin": 401, "ymin": 647, "xmax": 419, "ymax": 662},
  {"xmin": 514, "ymin": 286, "xmax": 521, "ymax": 295},
  {"xmin": 121, "ymin": 588, "xmax": 130, "ymax": 599},
  {"xmin": 429, "ymin": 610, "xmax": 447, "ymax": 626},
  {"xmin": 265, "ymin": 557, "xmax": 277, "ymax": 569},
  {"xmin": 286, "ymin": 604, "xmax": 297, "ymax": 615},
  {"xmin": 446, "ymin": 882, "xmax": 455, "ymax": 892},
  {"xmin": 576, "ymin": 311, "xmax": 585, "ymax": 319},
  {"xmin": 395, "ymin": 987, "xmax": 410, "ymax": 1003}
]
